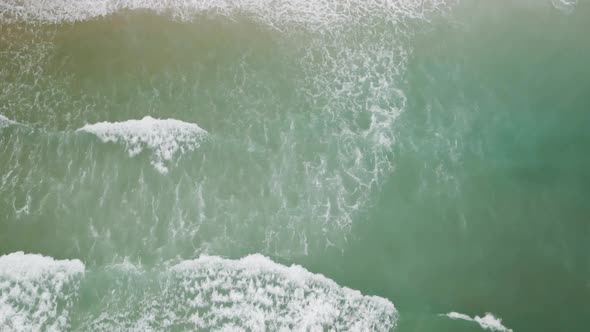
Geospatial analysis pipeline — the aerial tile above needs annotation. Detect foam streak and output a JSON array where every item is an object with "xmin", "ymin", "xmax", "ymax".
[{"xmin": 443, "ymin": 312, "xmax": 513, "ymax": 332}]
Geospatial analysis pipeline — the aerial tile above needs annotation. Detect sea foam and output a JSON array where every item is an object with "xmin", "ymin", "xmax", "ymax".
[
  {"xmin": 0, "ymin": 252, "xmax": 85, "ymax": 332},
  {"xmin": 443, "ymin": 312, "xmax": 513, "ymax": 332},
  {"xmin": 0, "ymin": 114, "xmax": 15, "ymax": 129},
  {"xmin": 81, "ymin": 254, "xmax": 397, "ymax": 331},
  {"xmin": 77, "ymin": 116, "xmax": 207, "ymax": 174}
]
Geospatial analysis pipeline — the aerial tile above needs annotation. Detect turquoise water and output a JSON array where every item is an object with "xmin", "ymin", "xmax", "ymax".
[{"xmin": 1, "ymin": 0, "xmax": 589, "ymax": 331}]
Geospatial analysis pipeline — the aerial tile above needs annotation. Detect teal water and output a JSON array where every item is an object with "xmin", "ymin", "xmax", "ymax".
[{"xmin": 1, "ymin": 0, "xmax": 589, "ymax": 331}]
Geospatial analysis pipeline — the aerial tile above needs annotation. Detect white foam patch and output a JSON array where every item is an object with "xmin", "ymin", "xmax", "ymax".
[
  {"xmin": 0, "ymin": 252, "xmax": 85, "ymax": 332},
  {"xmin": 81, "ymin": 254, "xmax": 397, "ymax": 331},
  {"xmin": 551, "ymin": 0, "xmax": 577, "ymax": 13},
  {"xmin": 78, "ymin": 116, "xmax": 208, "ymax": 174},
  {"xmin": 443, "ymin": 312, "xmax": 513, "ymax": 332},
  {"xmin": 170, "ymin": 254, "xmax": 397, "ymax": 330},
  {"xmin": 0, "ymin": 114, "xmax": 15, "ymax": 128}
]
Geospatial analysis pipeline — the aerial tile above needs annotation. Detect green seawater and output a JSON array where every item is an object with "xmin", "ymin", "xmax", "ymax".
[{"xmin": 0, "ymin": 0, "xmax": 589, "ymax": 331}]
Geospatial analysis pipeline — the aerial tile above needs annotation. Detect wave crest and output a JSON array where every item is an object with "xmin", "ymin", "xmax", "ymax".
[
  {"xmin": 78, "ymin": 116, "xmax": 208, "ymax": 174},
  {"xmin": 80, "ymin": 254, "xmax": 397, "ymax": 331}
]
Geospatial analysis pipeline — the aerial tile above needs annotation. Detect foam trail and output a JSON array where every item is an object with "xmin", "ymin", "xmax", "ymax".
[
  {"xmin": 81, "ymin": 254, "xmax": 397, "ymax": 331},
  {"xmin": 77, "ymin": 116, "xmax": 207, "ymax": 174},
  {"xmin": 443, "ymin": 312, "xmax": 513, "ymax": 332},
  {"xmin": 0, "ymin": 252, "xmax": 85, "ymax": 332}
]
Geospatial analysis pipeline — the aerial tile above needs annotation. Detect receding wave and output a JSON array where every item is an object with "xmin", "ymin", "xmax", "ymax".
[
  {"xmin": 443, "ymin": 312, "xmax": 513, "ymax": 332},
  {"xmin": 78, "ymin": 254, "xmax": 397, "ymax": 331},
  {"xmin": 77, "ymin": 116, "xmax": 208, "ymax": 174},
  {"xmin": 0, "ymin": 252, "xmax": 85, "ymax": 332}
]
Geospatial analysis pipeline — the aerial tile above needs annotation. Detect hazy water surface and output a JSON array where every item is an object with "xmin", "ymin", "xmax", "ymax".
[{"xmin": 1, "ymin": 0, "xmax": 589, "ymax": 331}]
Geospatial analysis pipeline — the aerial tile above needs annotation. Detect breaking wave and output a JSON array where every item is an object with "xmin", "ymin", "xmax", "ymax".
[
  {"xmin": 0, "ymin": 252, "xmax": 395, "ymax": 331},
  {"xmin": 1, "ymin": 0, "xmax": 452, "ymax": 27},
  {"xmin": 79, "ymin": 254, "xmax": 397, "ymax": 331},
  {"xmin": 77, "ymin": 116, "xmax": 208, "ymax": 174},
  {"xmin": 0, "ymin": 252, "xmax": 85, "ymax": 332}
]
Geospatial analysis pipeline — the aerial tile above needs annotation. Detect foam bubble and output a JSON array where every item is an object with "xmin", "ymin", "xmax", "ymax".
[
  {"xmin": 77, "ymin": 116, "xmax": 208, "ymax": 174},
  {"xmin": 443, "ymin": 312, "xmax": 513, "ymax": 332},
  {"xmin": 80, "ymin": 254, "xmax": 397, "ymax": 331},
  {"xmin": 0, "ymin": 252, "xmax": 85, "ymax": 332}
]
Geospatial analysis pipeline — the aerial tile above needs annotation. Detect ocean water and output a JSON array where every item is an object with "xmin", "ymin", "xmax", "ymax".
[{"xmin": 0, "ymin": 0, "xmax": 589, "ymax": 331}]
